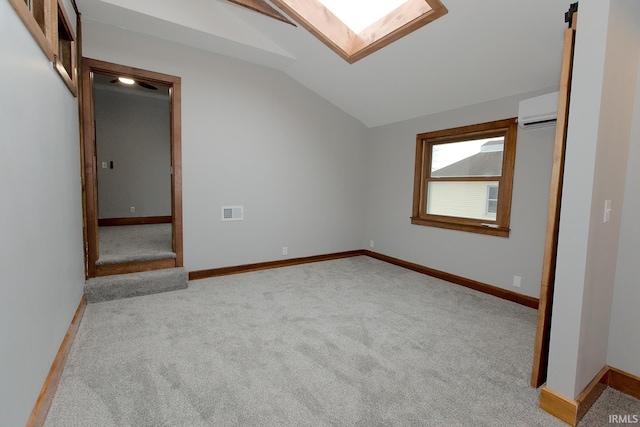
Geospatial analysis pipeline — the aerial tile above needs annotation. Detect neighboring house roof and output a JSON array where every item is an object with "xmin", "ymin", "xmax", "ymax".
[{"xmin": 433, "ymin": 151, "xmax": 503, "ymax": 177}]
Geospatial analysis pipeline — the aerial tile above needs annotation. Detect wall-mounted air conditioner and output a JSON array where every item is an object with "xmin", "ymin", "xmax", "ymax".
[{"xmin": 518, "ymin": 91, "xmax": 559, "ymax": 129}]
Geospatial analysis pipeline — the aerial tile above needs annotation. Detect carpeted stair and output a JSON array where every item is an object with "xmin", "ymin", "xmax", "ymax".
[{"xmin": 85, "ymin": 267, "xmax": 188, "ymax": 303}]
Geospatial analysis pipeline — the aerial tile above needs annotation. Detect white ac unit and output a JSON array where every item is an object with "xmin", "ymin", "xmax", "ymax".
[{"xmin": 518, "ymin": 91, "xmax": 559, "ymax": 129}]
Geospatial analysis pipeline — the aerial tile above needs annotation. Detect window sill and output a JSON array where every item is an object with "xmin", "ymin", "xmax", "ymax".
[{"xmin": 410, "ymin": 216, "xmax": 510, "ymax": 238}]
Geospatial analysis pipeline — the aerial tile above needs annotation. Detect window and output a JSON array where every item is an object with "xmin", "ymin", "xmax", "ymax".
[
  {"xmin": 269, "ymin": 0, "xmax": 447, "ymax": 63},
  {"xmin": 8, "ymin": 0, "xmax": 55, "ymax": 60},
  {"xmin": 411, "ymin": 118, "xmax": 518, "ymax": 237},
  {"xmin": 8, "ymin": 0, "xmax": 78, "ymax": 96},
  {"xmin": 486, "ymin": 185, "xmax": 499, "ymax": 215},
  {"xmin": 53, "ymin": 0, "xmax": 78, "ymax": 96}
]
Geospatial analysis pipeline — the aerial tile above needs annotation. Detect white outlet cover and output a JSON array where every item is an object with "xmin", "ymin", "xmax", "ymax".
[{"xmin": 513, "ymin": 275, "xmax": 522, "ymax": 288}]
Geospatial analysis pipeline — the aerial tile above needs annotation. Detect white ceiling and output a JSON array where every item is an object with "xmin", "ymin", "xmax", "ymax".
[{"xmin": 76, "ymin": 0, "xmax": 568, "ymax": 127}]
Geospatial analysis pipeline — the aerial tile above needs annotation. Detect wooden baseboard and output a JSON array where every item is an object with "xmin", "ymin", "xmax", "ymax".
[
  {"xmin": 608, "ymin": 366, "xmax": 640, "ymax": 400},
  {"xmin": 540, "ymin": 365, "xmax": 640, "ymax": 426},
  {"xmin": 189, "ymin": 249, "xmax": 538, "ymax": 309},
  {"xmin": 363, "ymin": 250, "xmax": 539, "ymax": 309},
  {"xmin": 189, "ymin": 250, "xmax": 366, "ymax": 281},
  {"xmin": 95, "ymin": 258, "xmax": 176, "ymax": 277},
  {"xmin": 98, "ymin": 216, "xmax": 172, "ymax": 226},
  {"xmin": 575, "ymin": 366, "xmax": 610, "ymax": 423},
  {"xmin": 26, "ymin": 295, "xmax": 86, "ymax": 427},
  {"xmin": 540, "ymin": 386, "xmax": 579, "ymax": 426}
]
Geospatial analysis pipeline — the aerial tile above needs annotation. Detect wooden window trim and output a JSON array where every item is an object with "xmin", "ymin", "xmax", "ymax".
[
  {"xmin": 269, "ymin": 0, "xmax": 447, "ymax": 64},
  {"xmin": 226, "ymin": 0, "xmax": 295, "ymax": 26},
  {"xmin": 411, "ymin": 118, "xmax": 518, "ymax": 238},
  {"xmin": 53, "ymin": 0, "xmax": 77, "ymax": 96},
  {"xmin": 7, "ymin": 0, "xmax": 55, "ymax": 61}
]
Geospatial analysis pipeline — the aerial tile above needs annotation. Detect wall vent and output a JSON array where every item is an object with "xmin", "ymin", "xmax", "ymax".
[{"xmin": 221, "ymin": 206, "xmax": 244, "ymax": 221}]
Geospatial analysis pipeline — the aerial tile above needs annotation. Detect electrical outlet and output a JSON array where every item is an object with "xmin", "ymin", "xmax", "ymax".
[
  {"xmin": 513, "ymin": 275, "xmax": 522, "ymax": 288},
  {"xmin": 282, "ymin": 247, "xmax": 288, "ymax": 256},
  {"xmin": 370, "ymin": 240, "xmax": 374, "ymax": 248},
  {"xmin": 130, "ymin": 207, "xmax": 135, "ymax": 213}
]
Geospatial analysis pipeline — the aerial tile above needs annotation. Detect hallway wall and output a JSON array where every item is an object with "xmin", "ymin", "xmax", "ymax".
[{"xmin": 0, "ymin": 3, "xmax": 85, "ymax": 426}]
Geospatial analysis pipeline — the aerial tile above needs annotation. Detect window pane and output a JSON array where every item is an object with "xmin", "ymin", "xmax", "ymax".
[
  {"xmin": 431, "ymin": 137, "xmax": 504, "ymax": 178},
  {"xmin": 427, "ymin": 181, "xmax": 499, "ymax": 221},
  {"xmin": 486, "ymin": 184, "xmax": 499, "ymax": 214},
  {"xmin": 488, "ymin": 185, "xmax": 499, "ymax": 200}
]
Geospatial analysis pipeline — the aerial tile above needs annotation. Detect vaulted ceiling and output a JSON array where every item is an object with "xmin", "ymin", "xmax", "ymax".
[{"xmin": 76, "ymin": 0, "xmax": 568, "ymax": 127}]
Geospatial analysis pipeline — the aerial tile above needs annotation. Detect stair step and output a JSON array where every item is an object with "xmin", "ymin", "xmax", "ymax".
[{"xmin": 85, "ymin": 267, "xmax": 188, "ymax": 303}]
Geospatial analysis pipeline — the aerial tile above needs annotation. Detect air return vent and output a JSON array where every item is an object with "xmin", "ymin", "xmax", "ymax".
[{"xmin": 221, "ymin": 206, "xmax": 244, "ymax": 221}]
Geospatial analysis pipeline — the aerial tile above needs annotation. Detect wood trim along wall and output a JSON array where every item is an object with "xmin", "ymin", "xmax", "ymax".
[
  {"xmin": 76, "ymin": 11, "xmax": 88, "ymax": 279},
  {"xmin": 540, "ymin": 365, "xmax": 640, "ymax": 426},
  {"xmin": 363, "ymin": 250, "xmax": 539, "ymax": 309},
  {"xmin": 81, "ymin": 58, "xmax": 183, "ymax": 277},
  {"xmin": 225, "ymin": 0, "xmax": 295, "ymax": 26},
  {"xmin": 189, "ymin": 250, "xmax": 366, "ymax": 280},
  {"xmin": 268, "ymin": 0, "xmax": 447, "ymax": 64},
  {"xmin": 539, "ymin": 386, "xmax": 581, "ymax": 426},
  {"xmin": 96, "ymin": 258, "xmax": 176, "ymax": 277},
  {"xmin": 26, "ymin": 296, "xmax": 86, "ymax": 427},
  {"xmin": 608, "ymin": 367, "xmax": 640, "ymax": 400},
  {"xmin": 7, "ymin": 0, "xmax": 55, "ymax": 61},
  {"xmin": 98, "ymin": 216, "xmax": 172, "ymax": 226},
  {"xmin": 531, "ymin": 15, "xmax": 578, "ymax": 389},
  {"xmin": 189, "ymin": 249, "xmax": 538, "ymax": 309},
  {"xmin": 52, "ymin": 0, "xmax": 78, "ymax": 97},
  {"xmin": 170, "ymin": 79, "xmax": 184, "ymax": 267}
]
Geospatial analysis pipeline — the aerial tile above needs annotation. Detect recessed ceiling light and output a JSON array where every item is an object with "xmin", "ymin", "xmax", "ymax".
[{"xmin": 118, "ymin": 77, "xmax": 135, "ymax": 85}]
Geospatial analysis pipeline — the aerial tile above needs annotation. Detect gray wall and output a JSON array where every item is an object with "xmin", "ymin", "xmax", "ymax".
[
  {"xmin": 83, "ymin": 20, "xmax": 369, "ymax": 272},
  {"xmin": 363, "ymin": 94, "xmax": 556, "ymax": 298},
  {"xmin": 547, "ymin": 0, "xmax": 640, "ymax": 399},
  {"xmin": 84, "ymin": 18, "xmax": 557, "ymax": 295},
  {"xmin": 607, "ymin": 36, "xmax": 640, "ymax": 379},
  {"xmin": 94, "ymin": 88, "xmax": 172, "ymax": 218},
  {"xmin": 0, "ymin": 2, "xmax": 85, "ymax": 426}
]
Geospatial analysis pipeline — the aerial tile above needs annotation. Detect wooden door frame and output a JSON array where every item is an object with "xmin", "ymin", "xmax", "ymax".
[
  {"xmin": 81, "ymin": 58, "xmax": 183, "ymax": 278},
  {"xmin": 530, "ymin": 12, "xmax": 577, "ymax": 388}
]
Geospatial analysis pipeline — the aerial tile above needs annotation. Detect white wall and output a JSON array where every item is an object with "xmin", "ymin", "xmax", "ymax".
[
  {"xmin": 94, "ymin": 88, "xmax": 172, "ymax": 218},
  {"xmin": 0, "ymin": 3, "xmax": 85, "ymax": 426},
  {"xmin": 82, "ymin": 20, "xmax": 369, "ymax": 271},
  {"xmin": 547, "ymin": 0, "xmax": 640, "ymax": 399},
  {"xmin": 607, "ymin": 39, "xmax": 640, "ymax": 379},
  {"xmin": 364, "ymin": 93, "xmax": 556, "ymax": 298}
]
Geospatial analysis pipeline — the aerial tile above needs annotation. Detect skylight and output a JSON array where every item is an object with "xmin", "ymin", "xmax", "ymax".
[
  {"xmin": 270, "ymin": 0, "xmax": 448, "ymax": 63},
  {"xmin": 317, "ymin": 0, "xmax": 409, "ymax": 33}
]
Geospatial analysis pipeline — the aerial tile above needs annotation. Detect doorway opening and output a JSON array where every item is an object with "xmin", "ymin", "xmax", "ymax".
[{"xmin": 81, "ymin": 58, "xmax": 182, "ymax": 278}]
